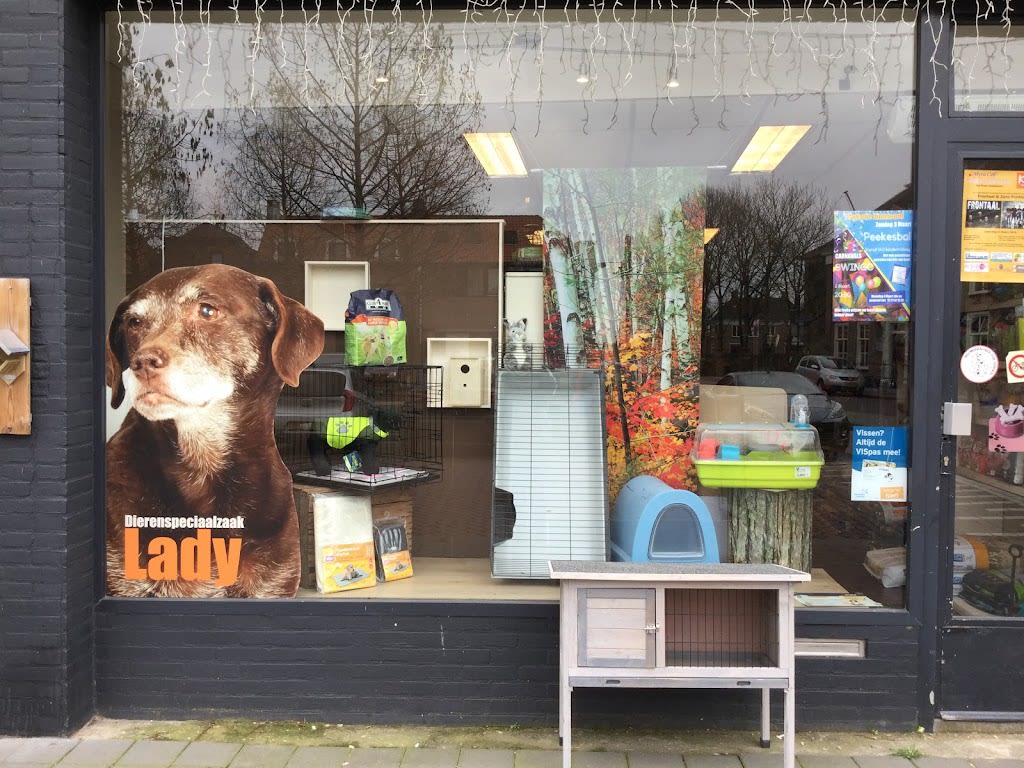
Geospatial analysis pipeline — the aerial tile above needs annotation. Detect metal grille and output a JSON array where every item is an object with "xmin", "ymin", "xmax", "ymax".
[{"xmin": 664, "ymin": 588, "xmax": 778, "ymax": 668}]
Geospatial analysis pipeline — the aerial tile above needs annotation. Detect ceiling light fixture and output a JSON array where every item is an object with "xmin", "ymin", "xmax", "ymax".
[
  {"xmin": 464, "ymin": 132, "xmax": 528, "ymax": 177},
  {"xmin": 731, "ymin": 125, "xmax": 811, "ymax": 173}
]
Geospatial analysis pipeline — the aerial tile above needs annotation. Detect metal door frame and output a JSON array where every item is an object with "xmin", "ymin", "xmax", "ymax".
[{"xmin": 916, "ymin": 7, "xmax": 1024, "ymax": 722}]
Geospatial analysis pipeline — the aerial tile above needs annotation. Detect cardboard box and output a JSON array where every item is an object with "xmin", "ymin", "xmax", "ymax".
[{"xmin": 294, "ymin": 483, "xmax": 414, "ymax": 590}]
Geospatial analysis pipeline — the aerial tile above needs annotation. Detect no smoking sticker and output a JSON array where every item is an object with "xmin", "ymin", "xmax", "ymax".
[{"xmin": 1007, "ymin": 351, "xmax": 1024, "ymax": 383}]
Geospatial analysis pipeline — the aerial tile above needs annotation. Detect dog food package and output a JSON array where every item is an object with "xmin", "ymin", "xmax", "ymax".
[
  {"xmin": 344, "ymin": 289, "xmax": 407, "ymax": 366},
  {"xmin": 863, "ymin": 546, "xmax": 906, "ymax": 588},
  {"xmin": 312, "ymin": 493, "xmax": 376, "ymax": 593},
  {"xmin": 373, "ymin": 518, "xmax": 413, "ymax": 582}
]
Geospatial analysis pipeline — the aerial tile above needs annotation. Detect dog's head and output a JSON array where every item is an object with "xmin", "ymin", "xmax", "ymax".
[{"xmin": 106, "ymin": 264, "xmax": 325, "ymax": 422}]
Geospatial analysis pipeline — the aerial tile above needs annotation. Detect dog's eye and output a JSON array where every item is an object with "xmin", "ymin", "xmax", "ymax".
[
  {"xmin": 125, "ymin": 315, "xmax": 142, "ymax": 328},
  {"xmin": 198, "ymin": 303, "xmax": 219, "ymax": 320}
]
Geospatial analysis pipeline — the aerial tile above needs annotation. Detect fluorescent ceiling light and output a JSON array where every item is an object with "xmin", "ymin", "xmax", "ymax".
[
  {"xmin": 731, "ymin": 125, "xmax": 811, "ymax": 173},
  {"xmin": 464, "ymin": 132, "xmax": 528, "ymax": 177}
]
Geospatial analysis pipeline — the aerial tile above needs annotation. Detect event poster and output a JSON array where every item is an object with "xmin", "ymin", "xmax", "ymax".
[
  {"xmin": 961, "ymin": 169, "xmax": 1024, "ymax": 283},
  {"xmin": 833, "ymin": 210, "xmax": 912, "ymax": 322},
  {"xmin": 851, "ymin": 426, "xmax": 908, "ymax": 501}
]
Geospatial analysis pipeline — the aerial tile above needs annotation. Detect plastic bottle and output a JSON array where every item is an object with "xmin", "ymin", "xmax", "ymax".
[{"xmin": 790, "ymin": 394, "xmax": 810, "ymax": 427}]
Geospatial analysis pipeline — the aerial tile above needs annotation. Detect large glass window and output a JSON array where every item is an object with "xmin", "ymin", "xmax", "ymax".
[{"xmin": 104, "ymin": 5, "xmax": 915, "ymax": 604}]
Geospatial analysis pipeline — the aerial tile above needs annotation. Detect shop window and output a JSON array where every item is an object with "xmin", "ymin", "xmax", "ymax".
[{"xmin": 104, "ymin": 5, "xmax": 915, "ymax": 605}]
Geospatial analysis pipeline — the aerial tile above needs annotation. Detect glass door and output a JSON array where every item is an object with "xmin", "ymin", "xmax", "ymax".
[
  {"xmin": 952, "ymin": 159, "xmax": 1024, "ymax": 619},
  {"xmin": 940, "ymin": 155, "xmax": 1024, "ymax": 717}
]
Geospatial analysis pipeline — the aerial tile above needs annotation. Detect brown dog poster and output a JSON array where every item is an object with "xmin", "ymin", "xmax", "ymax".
[{"xmin": 105, "ymin": 265, "xmax": 325, "ymax": 597}]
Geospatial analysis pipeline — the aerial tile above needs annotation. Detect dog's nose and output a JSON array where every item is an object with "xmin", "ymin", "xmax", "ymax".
[{"xmin": 131, "ymin": 347, "xmax": 168, "ymax": 374}]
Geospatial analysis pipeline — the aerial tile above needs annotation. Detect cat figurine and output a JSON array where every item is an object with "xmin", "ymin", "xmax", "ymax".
[{"xmin": 503, "ymin": 318, "xmax": 533, "ymax": 370}]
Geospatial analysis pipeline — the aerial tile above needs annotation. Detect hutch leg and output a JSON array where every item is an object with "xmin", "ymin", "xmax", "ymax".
[
  {"xmin": 560, "ymin": 685, "xmax": 572, "ymax": 768},
  {"xmin": 760, "ymin": 687, "xmax": 771, "ymax": 747},
  {"xmin": 783, "ymin": 685, "xmax": 795, "ymax": 768}
]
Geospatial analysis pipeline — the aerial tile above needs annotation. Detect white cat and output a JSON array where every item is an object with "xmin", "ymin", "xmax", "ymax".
[{"xmin": 503, "ymin": 318, "xmax": 533, "ymax": 371}]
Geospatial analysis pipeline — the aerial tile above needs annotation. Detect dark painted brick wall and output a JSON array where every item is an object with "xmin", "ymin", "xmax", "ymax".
[
  {"xmin": 0, "ymin": 0, "xmax": 98, "ymax": 736},
  {"xmin": 96, "ymin": 601, "xmax": 920, "ymax": 731}
]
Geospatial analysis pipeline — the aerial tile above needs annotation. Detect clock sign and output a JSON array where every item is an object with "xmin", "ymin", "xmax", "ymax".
[{"xmin": 960, "ymin": 345, "xmax": 1000, "ymax": 384}]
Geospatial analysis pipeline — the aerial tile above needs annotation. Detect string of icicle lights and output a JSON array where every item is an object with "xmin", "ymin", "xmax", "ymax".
[{"xmin": 114, "ymin": 1, "xmax": 1020, "ymax": 121}]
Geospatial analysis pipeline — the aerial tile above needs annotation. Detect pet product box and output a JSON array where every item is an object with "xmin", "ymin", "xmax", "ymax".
[
  {"xmin": 374, "ymin": 517, "xmax": 413, "ymax": 582},
  {"xmin": 307, "ymin": 492, "xmax": 375, "ymax": 593},
  {"xmin": 294, "ymin": 483, "xmax": 414, "ymax": 589},
  {"xmin": 692, "ymin": 422, "xmax": 824, "ymax": 489}
]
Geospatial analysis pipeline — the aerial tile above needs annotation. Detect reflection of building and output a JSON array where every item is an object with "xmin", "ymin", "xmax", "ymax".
[{"xmin": 703, "ymin": 296, "xmax": 795, "ymax": 376}]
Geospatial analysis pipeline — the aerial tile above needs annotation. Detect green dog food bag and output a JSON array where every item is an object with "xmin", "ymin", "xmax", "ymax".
[{"xmin": 344, "ymin": 289, "xmax": 407, "ymax": 366}]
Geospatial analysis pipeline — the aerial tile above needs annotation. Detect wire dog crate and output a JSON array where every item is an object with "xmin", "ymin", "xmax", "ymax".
[{"xmin": 276, "ymin": 364, "xmax": 443, "ymax": 490}]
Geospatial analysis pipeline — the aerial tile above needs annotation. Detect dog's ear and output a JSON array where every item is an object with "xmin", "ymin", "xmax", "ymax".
[
  {"xmin": 106, "ymin": 298, "xmax": 132, "ymax": 408},
  {"xmin": 260, "ymin": 280, "xmax": 325, "ymax": 387}
]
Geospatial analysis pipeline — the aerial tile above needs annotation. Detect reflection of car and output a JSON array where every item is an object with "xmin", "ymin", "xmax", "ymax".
[
  {"xmin": 716, "ymin": 370, "xmax": 851, "ymax": 457},
  {"xmin": 274, "ymin": 368, "xmax": 356, "ymax": 438},
  {"xmin": 274, "ymin": 367, "xmax": 357, "ymax": 474},
  {"xmin": 795, "ymin": 355, "xmax": 864, "ymax": 396}
]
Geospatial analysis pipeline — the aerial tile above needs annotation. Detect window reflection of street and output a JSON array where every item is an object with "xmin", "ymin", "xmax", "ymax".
[{"xmin": 813, "ymin": 457, "xmax": 906, "ymax": 607}]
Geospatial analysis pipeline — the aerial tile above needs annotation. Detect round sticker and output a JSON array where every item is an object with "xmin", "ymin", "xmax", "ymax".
[{"xmin": 960, "ymin": 345, "xmax": 1000, "ymax": 383}]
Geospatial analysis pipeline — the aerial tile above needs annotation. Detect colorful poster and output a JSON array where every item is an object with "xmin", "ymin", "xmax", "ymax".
[
  {"xmin": 851, "ymin": 426, "xmax": 908, "ymax": 501},
  {"xmin": 961, "ymin": 169, "xmax": 1024, "ymax": 283},
  {"xmin": 543, "ymin": 168, "xmax": 705, "ymax": 498},
  {"xmin": 833, "ymin": 210, "xmax": 912, "ymax": 322},
  {"xmin": 105, "ymin": 264, "xmax": 325, "ymax": 598}
]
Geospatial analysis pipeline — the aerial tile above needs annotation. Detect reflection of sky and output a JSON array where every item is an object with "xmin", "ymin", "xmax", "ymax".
[{"xmin": 115, "ymin": 7, "xmax": 917, "ymax": 218}]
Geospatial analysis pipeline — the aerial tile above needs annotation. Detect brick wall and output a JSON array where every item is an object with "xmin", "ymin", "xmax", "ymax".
[
  {"xmin": 0, "ymin": 0, "xmax": 99, "ymax": 736},
  {"xmin": 96, "ymin": 600, "xmax": 919, "ymax": 731}
]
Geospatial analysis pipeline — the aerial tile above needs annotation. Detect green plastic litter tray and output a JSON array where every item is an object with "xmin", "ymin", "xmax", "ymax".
[{"xmin": 692, "ymin": 422, "xmax": 824, "ymax": 489}]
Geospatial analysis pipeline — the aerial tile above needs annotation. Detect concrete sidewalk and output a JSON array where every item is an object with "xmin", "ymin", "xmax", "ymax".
[
  {"xmin": 3, "ymin": 738, "xmax": 1024, "ymax": 767},
  {"xmin": 4, "ymin": 721, "xmax": 1024, "ymax": 768}
]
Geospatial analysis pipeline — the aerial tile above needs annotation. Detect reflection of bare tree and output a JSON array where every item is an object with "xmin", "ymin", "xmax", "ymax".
[
  {"xmin": 121, "ymin": 38, "xmax": 213, "ymax": 219},
  {"xmin": 703, "ymin": 177, "xmax": 831, "ymax": 371},
  {"xmin": 222, "ymin": 80, "xmax": 336, "ymax": 219},
  {"xmin": 220, "ymin": 23, "xmax": 488, "ymax": 219}
]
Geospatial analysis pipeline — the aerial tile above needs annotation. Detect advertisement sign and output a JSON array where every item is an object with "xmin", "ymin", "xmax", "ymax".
[
  {"xmin": 105, "ymin": 264, "xmax": 325, "ymax": 598},
  {"xmin": 833, "ymin": 210, "xmax": 912, "ymax": 322},
  {"xmin": 851, "ymin": 426, "xmax": 908, "ymax": 501},
  {"xmin": 961, "ymin": 169, "xmax": 1024, "ymax": 283}
]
